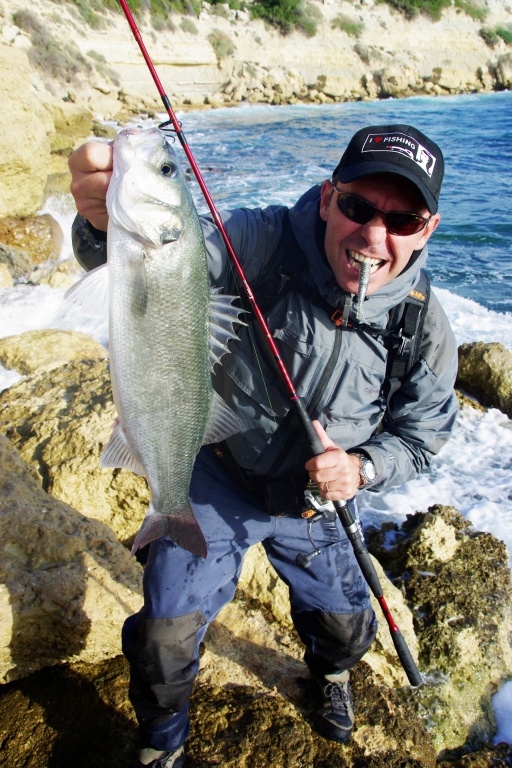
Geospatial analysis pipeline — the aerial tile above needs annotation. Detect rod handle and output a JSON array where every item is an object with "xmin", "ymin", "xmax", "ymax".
[{"xmin": 390, "ymin": 629, "xmax": 424, "ymax": 687}]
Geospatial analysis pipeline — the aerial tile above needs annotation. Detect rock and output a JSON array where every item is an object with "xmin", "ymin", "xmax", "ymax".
[
  {"xmin": 374, "ymin": 63, "xmax": 423, "ymax": 98},
  {"xmin": 0, "ymin": 358, "xmax": 148, "ymax": 546},
  {"xmin": 0, "ymin": 652, "xmax": 439, "ymax": 768},
  {"xmin": 495, "ymin": 53, "xmax": 512, "ymax": 89},
  {"xmin": 0, "ymin": 43, "xmax": 54, "ymax": 218},
  {"xmin": 0, "ymin": 433, "xmax": 143, "ymax": 683},
  {"xmin": 28, "ymin": 258, "xmax": 81, "ymax": 289},
  {"xmin": 0, "ymin": 241, "xmax": 32, "ymax": 279},
  {"xmin": 0, "ymin": 329, "xmax": 107, "ymax": 376},
  {"xmin": 0, "ymin": 263, "xmax": 13, "ymax": 288},
  {"xmin": 457, "ymin": 342, "xmax": 512, "ymax": 417},
  {"xmin": 367, "ymin": 505, "xmax": 512, "ymax": 756},
  {"xmin": 0, "ymin": 213, "xmax": 64, "ymax": 266}
]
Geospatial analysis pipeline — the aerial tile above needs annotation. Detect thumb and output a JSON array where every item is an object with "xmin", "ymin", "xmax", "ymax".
[{"xmin": 311, "ymin": 420, "xmax": 338, "ymax": 451}]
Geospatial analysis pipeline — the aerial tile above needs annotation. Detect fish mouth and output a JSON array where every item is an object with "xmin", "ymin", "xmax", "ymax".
[{"xmin": 347, "ymin": 250, "xmax": 386, "ymax": 274}]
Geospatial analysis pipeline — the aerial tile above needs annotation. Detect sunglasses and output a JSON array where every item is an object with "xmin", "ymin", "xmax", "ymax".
[{"xmin": 334, "ymin": 188, "xmax": 431, "ymax": 237}]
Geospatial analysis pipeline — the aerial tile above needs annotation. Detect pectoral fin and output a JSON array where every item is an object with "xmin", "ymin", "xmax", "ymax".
[{"xmin": 64, "ymin": 263, "xmax": 109, "ymax": 319}]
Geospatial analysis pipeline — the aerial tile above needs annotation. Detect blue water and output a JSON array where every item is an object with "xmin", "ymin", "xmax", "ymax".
[{"xmin": 144, "ymin": 91, "xmax": 512, "ymax": 312}]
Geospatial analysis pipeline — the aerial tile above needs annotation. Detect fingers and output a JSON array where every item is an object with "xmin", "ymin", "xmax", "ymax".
[
  {"xmin": 69, "ymin": 141, "xmax": 114, "ymax": 232},
  {"xmin": 304, "ymin": 421, "xmax": 361, "ymax": 500}
]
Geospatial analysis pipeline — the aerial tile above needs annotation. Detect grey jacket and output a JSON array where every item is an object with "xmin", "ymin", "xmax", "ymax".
[{"xmin": 72, "ymin": 184, "xmax": 459, "ymax": 493}]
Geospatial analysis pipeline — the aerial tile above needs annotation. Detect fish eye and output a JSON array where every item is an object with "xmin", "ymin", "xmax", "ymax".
[{"xmin": 160, "ymin": 162, "xmax": 178, "ymax": 177}]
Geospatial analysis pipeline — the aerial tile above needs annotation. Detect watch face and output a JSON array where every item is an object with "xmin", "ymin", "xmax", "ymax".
[{"xmin": 364, "ymin": 460, "xmax": 376, "ymax": 482}]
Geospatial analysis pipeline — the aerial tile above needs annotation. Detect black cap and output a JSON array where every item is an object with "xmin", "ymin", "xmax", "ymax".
[{"xmin": 333, "ymin": 124, "xmax": 444, "ymax": 214}]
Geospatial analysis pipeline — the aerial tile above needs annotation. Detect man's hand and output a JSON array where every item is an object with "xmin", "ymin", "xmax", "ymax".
[
  {"xmin": 69, "ymin": 141, "xmax": 114, "ymax": 232},
  {"xmin": 304, "ymin": 420, "xmax": 361, "ymax": 501}
]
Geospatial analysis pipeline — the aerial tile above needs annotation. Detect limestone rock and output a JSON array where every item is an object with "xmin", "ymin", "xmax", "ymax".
[
  {"xmin": 0, "ymin": 358, "xmax": 149, "ymax": 545},
  {"xmin": 0, "ymin": 241, "xmax": 33, "ymax": 279},
  {"xmin": 0, "ymin": 329, "xmax": 107, "ymax": 376},
  {"xmin": 0, "ymin": 263, "xmax": 13, "ymax": 288},
  {"xmin": 0, "ymin": 434, "xmax": 143, "ymax": 683},
  {"xmin": 496, "ymin": 53, "xmax": 512, "ymax": 89},
  {"xmin": 0, "ymin": 43, "xmax": 54, "ymax": 218},
  {"xmin": 0, "ymin": 213, "xmax": 64, "ymax": 266},
  {"xmin": 368, "ymin": 505, "xmax": 512, "ymax": 756},
  {"xmin": 457, "ymin": 341, "xmax": 512, "ymax": 417},
  {"xmin": 238, "ymin": 542, "xmax": 419, "ymax": 688}
]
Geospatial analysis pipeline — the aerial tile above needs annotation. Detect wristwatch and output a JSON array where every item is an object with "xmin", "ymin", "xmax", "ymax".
[{"xmin": 350, "ymin": 451, "xmax": 376, "ymax": 489}]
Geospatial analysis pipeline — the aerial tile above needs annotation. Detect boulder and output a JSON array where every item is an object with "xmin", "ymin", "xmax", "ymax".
[
  {"xmin": 0, "ymin": 263, "xmax": 13, "ymax": 288},
  {"xmin": 457, "ymin": 341, "xmax": 512, "ymax": 417},
  {"xmin": 0, "ymin": 357, "xmax": 148, "ymax": 546},
  {"xmin": 0, "ymin": 241, "xmax": 33, "ymax": 279},
  {"xmin": 0, "ymin": 213, "xmax": 64, "ymax": 266},
  {"xmin": 495, "ymin": 53, "xmax": 512, "ymax": 89},
  {"xmin": 0, "ymin": 329, "xmax": 107, "ymax": 376},
  {"xmin": 238, "ymin": 542, "xmax": 419, "ymax": 688},
  {"xmin": 367, "ymin": 505, "xmax": 512, "ymax": 756},
  {"xmin": 0, "ymin": 433, "xmax": 143, "ymax": 683},
  {"xmin": 0, "ymin": 44, "xmax": 54, "ymax": 218}
]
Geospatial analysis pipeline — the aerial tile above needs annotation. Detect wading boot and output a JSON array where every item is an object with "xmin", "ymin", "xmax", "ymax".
[
  {"xmin": 135, "ymin": 745, "xmax": 186, "ymax": 768},
  {"xmin": 310, "ymin": 670, "xmax": 355, "ymax": 743}
]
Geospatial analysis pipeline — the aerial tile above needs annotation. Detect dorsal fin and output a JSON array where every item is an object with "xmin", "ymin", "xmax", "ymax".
[{"xmin": 209, "ymin": 287, "xmax": 246, "ymax": 369}]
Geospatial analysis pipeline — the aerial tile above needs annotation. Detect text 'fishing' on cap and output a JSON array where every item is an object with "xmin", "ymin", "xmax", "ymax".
[{"xmin": 333, "ymin": 124, "xmax": 445, "ymax": 214}]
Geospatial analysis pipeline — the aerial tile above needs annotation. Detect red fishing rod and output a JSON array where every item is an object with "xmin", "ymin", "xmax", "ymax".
[{"xmin": 117, "ymin": 0, "xmax": 422, "ymax": 688}]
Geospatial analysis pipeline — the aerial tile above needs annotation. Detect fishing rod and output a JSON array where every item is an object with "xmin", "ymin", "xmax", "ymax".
[{"xmin": 116, "ymin": 0, "xmax": 422, "ymax": 688}]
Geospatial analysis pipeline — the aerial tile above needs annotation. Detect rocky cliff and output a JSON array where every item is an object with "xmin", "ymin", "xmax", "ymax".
[{"xmin": 1, "ymin": 0, "xmax": 511, "ymax": 216}]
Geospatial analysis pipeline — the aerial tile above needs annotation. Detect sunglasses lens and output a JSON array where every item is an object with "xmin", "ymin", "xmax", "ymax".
[
  {"xmin": 336, "ymin": 192, "xmax": 428, "ymax": 236},
  {"xmin": 337, "ymin": 194, "xmax": 375, "ymax": 225},
  {"xmin": 386, "ymin": 214, "xmax": 426, "ymax": 236}
]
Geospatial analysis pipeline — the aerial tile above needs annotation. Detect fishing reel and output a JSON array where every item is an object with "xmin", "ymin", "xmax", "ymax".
[{"xmin": 295, "ymin": 482, "xmax": 342, "ymax": 569}]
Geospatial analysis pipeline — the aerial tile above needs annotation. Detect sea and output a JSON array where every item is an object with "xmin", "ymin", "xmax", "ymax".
[{"xmin": 0, "ymin": 90, "xmax": 511, "ymax": 743}]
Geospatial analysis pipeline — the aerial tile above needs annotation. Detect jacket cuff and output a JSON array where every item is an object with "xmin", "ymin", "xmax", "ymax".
[
  {"xmin": 350, "ymin": 445, "xmax": 384, "ymax": 490},
  {"xmin": 72, "ymin": 214, "xmax": 108, "ymax": 272}
]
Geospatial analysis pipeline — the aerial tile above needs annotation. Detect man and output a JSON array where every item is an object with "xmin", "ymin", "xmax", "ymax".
[{"xmin": 69, "ymin": 123, "xmax": 458, "ymax": 768}]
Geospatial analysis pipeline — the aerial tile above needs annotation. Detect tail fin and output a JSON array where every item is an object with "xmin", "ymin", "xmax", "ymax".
[{"xmin": 131, "ymin": 503, "xmax": 207, "ymax": 558}]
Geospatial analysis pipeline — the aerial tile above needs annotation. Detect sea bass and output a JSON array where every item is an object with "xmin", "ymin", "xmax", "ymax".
[{"xmin": 68, "ymin": 127, "xmax": 243, "ymax": 558}]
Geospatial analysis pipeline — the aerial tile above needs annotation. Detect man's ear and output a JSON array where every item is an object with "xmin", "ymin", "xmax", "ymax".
[
  {"xmin": 416, "ymin": 212, "xmax": 441, "ymax": 250},
  {"xmin": 319, "ymin": 180, "xmax": 335, "ymax": 222}
]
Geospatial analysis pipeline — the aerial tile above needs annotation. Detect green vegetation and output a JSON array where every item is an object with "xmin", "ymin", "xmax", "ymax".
[
  {"xmin": 479, "ymin": 26, "xmax": 499, "ymax": 46},
  {"xmin": 376, "ymin": 0, "xmax": 451, "ymax": 21},
  {"xmin": 496, "ymin": 25, "xmax": 512, "ymax": 45},
  {"xmin": 454, "ymin": 0, "xmax": 486, "ymax": 21},
  {"xmin": 12, "ymin": 8, "xmax": 91, "ymax": 79},
  {"xmin": 87, "ymin": 49, "xmax": 121, "ymax": 83},
  {"xmin": 250, "ymin": 0, "xmax": 322, "ymax": 36},
  {"xmin": 479, "ymin": 24, "xmax": 512, "ymax": 47},
  {"xmin": 208, "ymin": 28, "xmax": 236, "ymax": 61},
  {"xmin": 331, "ymin": 13, "xmax": 364, "ymax": 37},
  {"xmin": 180, "ymin": 16, "xmax": 199, "ymax": 33}
]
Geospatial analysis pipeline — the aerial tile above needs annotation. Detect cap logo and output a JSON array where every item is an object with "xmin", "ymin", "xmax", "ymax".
[{"xmin": 362, "ymin": 132, "xmax": 436, "ymax": 178}]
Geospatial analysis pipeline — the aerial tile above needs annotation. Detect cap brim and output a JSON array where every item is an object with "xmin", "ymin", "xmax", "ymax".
[{"xmin": 337, "ymin": 160, "xmax": 438, "ymax": 214}]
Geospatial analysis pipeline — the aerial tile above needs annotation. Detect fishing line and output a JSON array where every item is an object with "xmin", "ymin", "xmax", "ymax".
[{"xmin": 116, "ymin": 0, "xmax": 423, "ymax": 688}]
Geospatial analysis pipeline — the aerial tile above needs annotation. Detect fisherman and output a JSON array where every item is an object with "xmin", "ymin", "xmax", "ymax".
[{"xmin": 69, "ymin": 123, "xmax": 459, "ymax": 768}]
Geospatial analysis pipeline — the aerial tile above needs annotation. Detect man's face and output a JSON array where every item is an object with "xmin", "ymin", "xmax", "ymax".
[{"xmin": 319, "ymin": 173, "xmax": 440, "ymax": 296}]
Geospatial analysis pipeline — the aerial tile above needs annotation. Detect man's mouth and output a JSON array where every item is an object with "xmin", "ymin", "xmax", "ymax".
[{"xmin": 348, "ymin": 250, "xmax": 384, "ymax": 274}]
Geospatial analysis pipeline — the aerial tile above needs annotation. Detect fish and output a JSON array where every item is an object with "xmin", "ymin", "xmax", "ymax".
[
  {"xmin": 355, "ymin": 259, "xmax": 371, "ymax": 323},
  {"xmin": 67, "ymin": 127, "xmax": 243, "ymax": 558}
]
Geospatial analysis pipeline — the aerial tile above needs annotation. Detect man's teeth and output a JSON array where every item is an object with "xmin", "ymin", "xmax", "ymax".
[{"xmin": 348, "ymin": 251, "xmax": 382, "ymax": 274}]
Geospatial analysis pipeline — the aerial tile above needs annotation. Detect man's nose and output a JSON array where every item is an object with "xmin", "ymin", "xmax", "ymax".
[{"xmin": 360, "ymin": 213, "xmax": 388, "ymax": 244}]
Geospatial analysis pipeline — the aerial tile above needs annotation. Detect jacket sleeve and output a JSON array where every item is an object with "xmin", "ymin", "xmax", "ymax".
[
  {"xmin": 358, "ymin": 290, "xmax": 459, "ymax": 491},
  {"xmin": 71, "ymin": 215, "xmax": 108, "ymax": 271}
]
